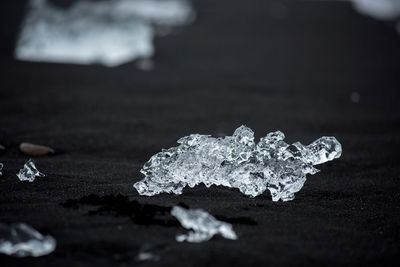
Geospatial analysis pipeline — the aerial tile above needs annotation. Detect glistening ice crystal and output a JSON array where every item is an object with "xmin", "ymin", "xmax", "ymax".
[
  {"xmin": 171, "ymin": 206, "xmax": 237, "ymax": 242},
  {"xmin": 0, "ymin": 223, "xmax": 56, "ymax": 257},
  {"xmin": 16, "ymin": 159, "xmax": 45, "ymax": 182},
  {"xmin": 134, "ymin": 126, "xmax": 342, "ymax": 201}
]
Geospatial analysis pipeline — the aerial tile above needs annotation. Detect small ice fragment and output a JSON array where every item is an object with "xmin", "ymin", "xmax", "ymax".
[
  {"xmin": 0, "ymin": 144, "xmax": 5, "ymax": 151},
  {"xmin": 135, "ymin": 244, "xmax": 163, "ymax": 262},
  {"xmin": 134, "ymin": 125, "xmax": 342, "ymax": 201},
  {"xmin": 20, "ymin": 142, "xmax": 55, "ymax": 156},
  {"xmin": 136, "ymin": 252, "xmax": 159, "ymax": 262},
  {"xmin": 0, "ymin": 223, "xmax": 56, "ymax": 257},
  {"xmin": 0, "ymin": 163, "xmax": 3, "ymax": 176},
  {"xmin": 171, "ymin": 206, "xmax": 237, "ymax": 243},
  {"xmin": 16, "ymin": 159, "xmax": 45, "ymax": 182}
]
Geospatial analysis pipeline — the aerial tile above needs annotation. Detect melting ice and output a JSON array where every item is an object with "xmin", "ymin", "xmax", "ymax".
[
  {"xmin": 134, "ymin": 125, "xmax": 342, "ymax": 201},
  {"xmin": 171, "ymin": 206, "xmax": 237, "ymax": 242},
  {"xmin": 0, "ymin": 223, "xmax": 56, "ymax": 257},
  {"xmin": 17, "ymin": 159, "xmax": 45, "ymax": 182},
  {"xmin": 15, "ymin": 0, "xmax": 195, "ymax": 67}
]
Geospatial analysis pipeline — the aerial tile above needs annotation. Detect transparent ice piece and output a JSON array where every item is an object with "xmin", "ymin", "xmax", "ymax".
[
  {"xmin": 0, "ymin": 223, "xmax": 56, "ymax": 257},
  {"xmin": 171, "ymin": 206, "xmax": 237, "ymax": 243},
  {"xmin": 134, "ymin": 125, "xmax": 342, "ymax": 201},
  {"xmin": 0, "ymin": 163, "xmax": 3, "ymax": 176},
  {"xmin": 15, "ymin": 0, "xmax": 195, "ymax": 67},
  {"xmin": 16, "ymin": 159, "xmax": 45, "ymax": 182}
]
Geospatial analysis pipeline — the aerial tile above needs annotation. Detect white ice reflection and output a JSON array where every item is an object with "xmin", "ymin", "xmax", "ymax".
[{"xmin": 15, "ymin": 0, "xmax": 195, "ymax": 67}]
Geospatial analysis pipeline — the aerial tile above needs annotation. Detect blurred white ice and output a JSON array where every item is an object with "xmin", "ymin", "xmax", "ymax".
[
  {"xmin": 15, "ymin": 0, "xmax": 195, "ymax": 67},
  {"xmin": 350, "ymin": 0, "xmax": 400, "ymax": 20},
  {"xmin": 0, "ymin": 223, "xmax": 56, "ymax": 257}
]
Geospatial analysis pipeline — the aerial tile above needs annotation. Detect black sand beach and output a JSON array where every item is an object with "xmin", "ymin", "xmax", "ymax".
[{"xmin": 0, "ymin": 0, "xmax": 399, "ymax": 266}]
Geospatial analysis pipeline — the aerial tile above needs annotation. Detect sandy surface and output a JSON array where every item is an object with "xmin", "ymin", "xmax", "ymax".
[{"xmin": 0, "ymin": 0, "xmax": 399, "ymax": 266}]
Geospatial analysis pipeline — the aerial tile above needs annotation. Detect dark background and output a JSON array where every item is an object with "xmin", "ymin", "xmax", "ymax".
[{"xmin": 1, "ymin": 0, "xmax": 399, "ymax": 266}]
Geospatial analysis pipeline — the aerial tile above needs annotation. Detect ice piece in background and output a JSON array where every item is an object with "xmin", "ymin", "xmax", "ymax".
[
  {"xmin": 134, "ymin": 125, "xmax": 342, "ymax": 201},
  {"xmin": 135, "ymin": 243, "xmax": 165, "ymax": 262},
  {"xmin": 15, "ymin": 0, "xmax": 195, "ymax": 67},
  {"xmin": 16, "ymin": 159, "xmax": 45, "ymax": 182},
  {"xmin": 0, "ymin": 163, "xmax": 3, "ymax": 176},
  {"xmin": 350, "ymin": 0, "xmax": 400, "ymax": 20},
  {"xmin": 136, "ymin": 251, "xmax": 160, "ymax": 262},
  {"xmin": 347, "ymin": 0, "xmax": 400, "ymax": 35},
  {"xmin": 171, "ymin": 206, "xmax": 237, "ymax": 242},
  {"xmin": 0, "ymin": 223, "xmax": 56, "ymax": 257}
]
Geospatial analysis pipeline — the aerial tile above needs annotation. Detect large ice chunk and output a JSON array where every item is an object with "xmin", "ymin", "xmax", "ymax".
[
  {"xmin": 171, "ymin": 206, "xmax": 237, "ymax": 242},
  {"xmin": 0, "ymin": 223, "xmax": 56, "ymax": 257},
  {"xmin": 16, "ymin": 159, "xmax": 45, "ymax": 182},
  {"xmin": 134, "ymin": 125, "xmax": 342, "ymax": 201},
  {"xmin": 15, "ymin": 0, "xmax": 195, "ymax": 67}
]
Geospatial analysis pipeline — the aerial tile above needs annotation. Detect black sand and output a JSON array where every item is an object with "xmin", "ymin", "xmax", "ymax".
[{"xmin": 0, "ymin": 0, "xmax": 399, "ymax": 266}]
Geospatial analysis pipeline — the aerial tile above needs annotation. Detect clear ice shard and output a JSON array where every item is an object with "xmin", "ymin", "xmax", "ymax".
[
  {"xmin": 0, "ymin": 223, "xmax": 56, "ymax": 257},
  {"xmin": 134, "ymin": 125, "xmax": 342, "ymax": 201},
  {"xmin": 171, "ymin": 206, "xmax": 237, "ymax": 243},
  {"xmin": 16, "ymin": 159, "xmax": 45, "ymax": 182},
  {"xmin": 15, "ymin": 0, "xmax": 195, "ymax": 67},
  {"xmin": 0, "ymin": 163, "xmax": 3, "ymax": 176}
]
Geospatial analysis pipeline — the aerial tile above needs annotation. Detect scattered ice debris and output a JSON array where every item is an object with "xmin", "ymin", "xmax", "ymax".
[
  {"xmin": 0, "ymin": 163, "xmax": 3, "ymax": 176},
  {"xmin": 16, "ymin": 159, "xmax": 45, "ymax": 182},
  {"xmin": 134, "ymin": 125, "xmax": 342, "ymax": 201},
  {"xmin": 19, "ymin": 142, "xmax": 55, "ymax": 156},
  {"xmin": 15, "ymin": 0, "xmax": 195, "ymax": 67},
  {"xmin": 0, "ymin": 223, "xmax": 56, "ymax": 257},
  {"xmin": 171, "ymin": 206, "xmax": 237, "ymax": 243}
]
